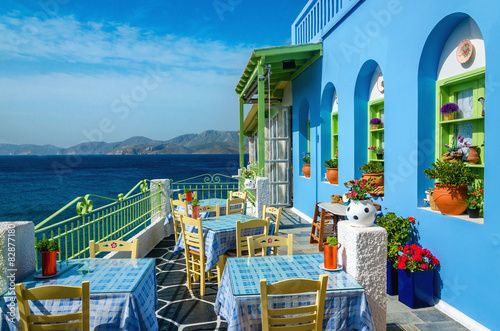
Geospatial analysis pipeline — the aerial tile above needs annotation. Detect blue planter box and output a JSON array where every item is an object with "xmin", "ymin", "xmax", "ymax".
[
  {"xmin": 398, "ymin": 269, "xmax": 434, "ymax": 308},
  {"xmin": 387, "ymin": 261, "xmax": 398, "ymax": 295}
]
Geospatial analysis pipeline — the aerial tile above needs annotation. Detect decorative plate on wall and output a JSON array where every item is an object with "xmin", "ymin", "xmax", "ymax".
[
  {"xmin": 376, "ymin": 73, "xmax": 384, "ymax": 93},
  {"xmin": 456, "ymin": 39, "xmax": 474, "ymax": 64}
]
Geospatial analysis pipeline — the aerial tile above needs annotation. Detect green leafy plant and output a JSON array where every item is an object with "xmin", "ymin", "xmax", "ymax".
[
  {"xmin": 423, "ymin": 160, "xmax": 478, "ymax": 186},
  {"xmin": 368, "ymin": 146, "xmax": 384, "ymax": 154},
  {"xmin": 35, "ymin": 239, "xmax": 59, "ymax": 252},
  {"xmin": 184, "ymin": 189, "xmax": 192, "ymax": 193},
  {"xmin": 302, "ymin": 152, "xmax": 310, "ymax": 164},
  {"xmin": 467, "ymin": 180, "xmax": 484, "ymax": 210},
  {"xmin": 324, "ymin": 159, "xmax": 338, "ymax": 168},
  {"xmin": 191, "ymin": 198, "xmax": 199, "ymax": 206},
  {"xmin": 376, "ymin": 213, "xmax": 416, "ymax": 263},
  {"xmin": 325, "ymin": 237, "xmax": 338, "ymax": 246},
  {"xmin": 241, "ymin": 169, "xmax": 255, "ymax": 180},
  {"xmin": 359, "ymin": 161, "xmax": 384, "ymax": 174}
]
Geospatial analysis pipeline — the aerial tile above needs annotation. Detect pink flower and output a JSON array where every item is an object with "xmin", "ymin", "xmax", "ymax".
[
  {"xmin": 111, "ymin": 242, "xmax": 117, "ymax": 249},
  {"xmin": 354, "ymin": 179, "xmax": 359, "ymax": 185},
  {"xmin": 360, "ymin": 184, "xmax": 365, "ymax": 187},
  {"xmin": 268, "ymin": 238, "xmax": 273, "ymax": 243},
  {"xmin": 352, "ymin": 191, "xmax": 358, "ymax": 197}
]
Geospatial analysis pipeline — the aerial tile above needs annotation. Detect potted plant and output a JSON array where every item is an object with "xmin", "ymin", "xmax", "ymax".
[
  {"xmin": 370, "ymin": 117, "xmax": 382, "ymax": 130},
  {"xmin": 466, "ymin": 182, "xmax": 484, "ymax": 218},
  {"xmin": 191, "ymin": 198, "xmax": 200, "ymax": 219},
  {"xmin": 376, "ymin": 213, "xmax": 416, "ymax": 295},
  {"xmin": 359, "ymin": 161, "xmax": 384, "ymax": 187},
  {"xmin": 184, "ymin": 189, "xmax": 193, "ymax": 203},
  {"xmin": 345, "ymin": 177, "xmax": 378, "ymax": 227},
  {"xmin": 396, "ymin": 244, "xmax": 440, "ymax": 308},
  {"xmin": 440, "ymin": 102, "xmax": 459, "ymax": 121},
  {"xmin": 442, "ymin": 134, "xmax": 470, "ymax": 163},
  {"xmin": 241, "ymin": 168, "xmax": 256, "ymax": 189},
  {"xmin": 423, "ymin": 160, "xmax": 478, "ymax": 215},
  {"xmin": 35, "ymin": 239, "xmax": 59, "ymax": 276},
  {"xmin": 302, "ymin": 152, "xmax": 310, "ymax": 178},
  {"xmin": 368, "ymin": 146, "xmax": 384, "ymax": 160},
  {"xmin": 324, "ymin": 159, "xmax": 338, "ymax": 185},
  {"xmin": 323, "ymin": 236, "xmax": 341, "ymax": 270}
]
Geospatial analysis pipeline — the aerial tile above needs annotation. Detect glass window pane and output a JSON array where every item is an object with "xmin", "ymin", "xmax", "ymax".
[{"xmin": 457, "ymin": 88, "xmax": 474, "ymax": 119}]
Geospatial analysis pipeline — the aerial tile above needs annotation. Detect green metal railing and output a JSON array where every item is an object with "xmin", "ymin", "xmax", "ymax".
[
  {"xmin": 34, "ymin": 180, "xmax": 161, "ymax": 268},
  {"xmin": 171, "ymin": 173, "xmax": 239, "ymax": 200}
]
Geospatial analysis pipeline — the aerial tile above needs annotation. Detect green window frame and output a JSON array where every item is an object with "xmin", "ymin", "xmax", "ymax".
[
  {"xmin": 331, "ymin": 111, "xmax": 338, "ymax": 159},
  {"xmin": 435, "ymin": 67, "xmax": 485, "ymax": 180},
  {"xmin": 368, "ymin": 98, "xmax": 385, "ymax": 162}
]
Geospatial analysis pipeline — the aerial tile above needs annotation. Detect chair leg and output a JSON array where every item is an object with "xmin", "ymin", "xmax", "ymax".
[
  {"xmin": 200, "ymin": 264, "xmax": 205, "ymax": 296},
  {"xmin": 216, "ymin": 255, "xmax": 226, "ymax": 286},
  {"xmin": 185, "ymin": 254, "xmax": 192, "ymax": 290}
]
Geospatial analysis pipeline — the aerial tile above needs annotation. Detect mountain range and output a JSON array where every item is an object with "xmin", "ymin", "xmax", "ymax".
[{"xmin": 0, "ymin": 130, "xmax": 248, "ymax": 155}]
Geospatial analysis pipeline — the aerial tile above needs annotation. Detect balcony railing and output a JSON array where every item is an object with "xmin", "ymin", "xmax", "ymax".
[
  {"xmin": 292, "ymin": 0, "xmax": 363, "ymax": 44},
  {"xmin": 34, "ymin": 179, "xmax": 162, "ymax": 268},
  {"xmin": 170, "ymin": 173, "xmax": 239, "ymax": 200}
]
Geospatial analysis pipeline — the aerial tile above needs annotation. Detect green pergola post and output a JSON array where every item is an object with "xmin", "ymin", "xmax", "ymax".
[
  {"xmin": 239, "ymin": 96, "xmax": 245, "ymax": 169},
  {"xmin": 257, "ymin": 59, "xmax": 265, "ymax": 176}
]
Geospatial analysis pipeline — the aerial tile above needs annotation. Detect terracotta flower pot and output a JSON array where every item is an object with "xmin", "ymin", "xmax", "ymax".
[
  {"xmin": 433, "ymin": 184, "xmax": 468, "ymax": 215},
  {"xmin": 41, "ymin": 251, "xmax": 59, "ymax": 276},
  {"xmin": 303, "ymin": 164, "xmax": 310, "ymax": 178},
  {"xmin": 467, "ymin": 146, "xmax": 480, "ymax": 164},
  {"xmin": 441, "ymin": 152, "xmax": 462, "ymax": 163},
  {"xmin": 192, "ymin": 205, "xmax": 200, "ymax": 219},
  {"xmin": 186, "ymin": 192, "xmax": 192, "ymax": 203},
  {"xmin": 443, "ymin": 113, "xmax": 455, "ymax": 121},
  {"xmin": 324, "ymin": 243, "xmax": 341, "ymax": 269},
  {"xmin": 326, "ymin": 168, "xmax": 338, "ymax": 185},
  {"xmin": 371, "ymin": 124, "xmax": 380, "ymax": 130},
  {"xmin": 361, "ymin": 172, "xmax": 384, "ymax": 187}
]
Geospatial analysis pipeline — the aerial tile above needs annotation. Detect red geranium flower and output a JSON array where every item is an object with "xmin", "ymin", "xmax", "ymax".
[
  {"xmin": 420, "ymin": 264, "xmax": 428, "ymax": 269},
  {"xmin": 431, "ymin": 256, "xmax": 440, "ymax": 265},
  {"xmin": 412, "ymin": 254, "xmax": 422, "ymax": 262}
]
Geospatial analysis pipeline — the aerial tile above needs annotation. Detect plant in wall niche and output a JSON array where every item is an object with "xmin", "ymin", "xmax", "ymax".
[
  {"xmin": 442, "ymin": 134, "xmax": 470, "ymax": 162},
  {"xmin": 359, "ymin": 161, "xmax": 384, "ymax": 174},
  {"xmin": 440, "ymin": 102, "xmax": 459, "ymax": 121},
  {"xmin": 302, "ymin": 152, "xmax": 311, "ymax": 178},
  {"xmin": 368, "ymin": 146, "xmax": 384, "ymax": 159},
  {"xmin": 324, "ymin": 159, "xmax": 339, "ymax": 185},
  {"xmin": 359, "ymin": 161, "xmax": 384, "ymax": 191},
  {"xmin": 466, "ymin": 180, "xmax": 484, "ymax": 218},
  {"xmin": 324, "ymin": 159, "xmax": 338, "ymax": 168},
  {"xmin": 370, "ymin": 117, "xmax": 382, "ymax": 129},
  {"xmin": 376, "ymin": 212, "xmax": 417, "ymax": 295},
  {"xmin": 423, "ymin": 160, "xmax": 478, "ymax": 215}
]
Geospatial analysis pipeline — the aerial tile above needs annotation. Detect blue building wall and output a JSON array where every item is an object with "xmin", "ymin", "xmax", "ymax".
[{"xmin": 291, "ymin": 1, "xmax": 500, "ymax": 329}]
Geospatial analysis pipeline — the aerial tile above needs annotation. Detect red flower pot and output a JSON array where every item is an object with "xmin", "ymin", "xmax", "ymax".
[
  {"xmin": 41, "ymin": 251, "xmax": 59, "ymax": 276},
  {"xmin": 186, "ymin": 192, "xmax": 192, "ymax": 203},
  {"xmin": 323, "ymin": 243, "xmax": 341, "ymax": 269},
  {"xmin": 192, "ymin": 205, "xmax": 200, "ymax": 219},
  {"xmin": 326, "ymin": 168, "xmax": 338, "ymax": 185},
  {"xmin": 433, "ymin": 184, "xmax": 468, "ymax": 215},
  {"xmin": 302, "ymin": 164, "xmax": 310, "ymax": 178}
]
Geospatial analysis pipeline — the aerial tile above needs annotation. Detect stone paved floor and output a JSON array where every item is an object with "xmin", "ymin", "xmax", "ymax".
[{"xmin": 148, "ymin": 208, "xmax": 469, "ymax": 330}]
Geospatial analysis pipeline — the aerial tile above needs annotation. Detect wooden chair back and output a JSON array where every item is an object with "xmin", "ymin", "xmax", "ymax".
[
  {"xmin": 170, "ymin": 198, "xmax": 188, "ymax": 242},
  {"xmin": 263, "ymin": 205, "xmax": 282, "ymax": 235},
  {"xmin": 227, "ymin": 197, "xmax": 246, "ymax": 215},
  {"xmin": 260, "ymin": 275, "xmax": 328, "ymax": 331},
  {"xmin": 89, "ymin": 239, "xmax": 139, "ymax": 259},
  {"xmin": 247, "ymin": 234, "xmax": 293, "ymax": 257},
  {"xmin": 15, "ymin": 281, "xmax": 90, "ymax": 331},
  {"xmin": 178, "ymin": 191, "xmax": 198, "ymax": 201},
  {"xmin": 230, "ymin": 191, "xmax": 247, "ymax": 200},
  {"xmin": 235, "ymin": 218, "xmax": 269, "ymax": 257},
  {"xmin": 199, "ymin": 204, "xmax": 220, "ymax": 217}
]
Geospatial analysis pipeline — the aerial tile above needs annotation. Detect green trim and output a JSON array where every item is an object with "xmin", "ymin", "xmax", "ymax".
[
  {"xmin": 258, "ymin": 60, "xmax": 266, "ymax": 176},
  {"xmin": 239, "ymin": 97, "xmax": 245, "ymax": 168},
  {"xmin": 436, "ymin": 67, "xmax": 485, "ymax": 87},
  {"xmin": 368, "ymin": 98, "xmax": 385, "ymax": 161},
  {"xmin": 331, "ymin": 112, "xmax": 338, "ymax": 159}
]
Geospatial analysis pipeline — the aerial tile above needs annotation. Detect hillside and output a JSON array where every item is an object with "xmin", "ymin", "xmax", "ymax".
[{"xmin": 0, "ymin": 131, "xmax": 248, "ymax": 155}]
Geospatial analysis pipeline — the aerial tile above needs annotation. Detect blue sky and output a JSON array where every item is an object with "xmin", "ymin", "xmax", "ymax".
[{"xmin": 0, "ymin": 0, "xmax": 306, "ymax": 147}]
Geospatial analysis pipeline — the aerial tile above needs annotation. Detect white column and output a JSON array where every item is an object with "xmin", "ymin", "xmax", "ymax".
[
  {"xmin": 338, "ymin": 221, "xmax": 387, "ymax": 331},
  {"xmin": 255, "ymin": 177, "xmax": 270, "ymax": 218},
  {"xmin": 0, "ymin": 221, "xmax": 36, "ymax": 294}
]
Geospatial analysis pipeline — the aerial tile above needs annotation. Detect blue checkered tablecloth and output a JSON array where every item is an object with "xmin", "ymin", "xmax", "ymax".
[
  {"xmin": 0, "ymin": 258, "xmax": 158, "ymax": 331},
  {"xmin": 173, "ymin": 214, "xmax": 275, "ymax": 270},
  {"xmin": 214, "ymin": 254, "xmax": 375, "ymax": 331}
]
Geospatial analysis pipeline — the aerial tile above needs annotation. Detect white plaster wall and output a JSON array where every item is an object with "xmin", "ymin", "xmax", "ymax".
[
  {"xmin": 437, "ymin": 17, "xmax": 485, "ymax": 81},
  {"xmin": 332, "ymin": 92, "xmax": 339, "ymax": 112},
  {"xmin": 369, "ymin": 66, "xmax": 384, "ymax": 101},
  {"xmin": 282, "ymin": 82, "xmax": 293, "ymax": 107},
  {"xmin": 255, "ymin": 177, "xmax": 270, "ymax": 219}
]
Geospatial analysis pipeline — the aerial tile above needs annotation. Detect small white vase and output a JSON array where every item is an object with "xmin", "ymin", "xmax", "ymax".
[
  {"xmin": 346, "ymin": 199, "xmax": 377, "ymax": 227},
  {"xmin": 244, "ymin": 179, "xmax": 255, "ymax": 189}
]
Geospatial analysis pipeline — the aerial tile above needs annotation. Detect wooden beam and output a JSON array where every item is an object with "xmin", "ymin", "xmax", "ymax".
[
  {"xmin": 290, "ymin": 50, "xmax": 323, "ymax": 81},
  {"xmin": 239, "ymin": 96, "xmax": 245, "ymax": 168},
  {"xmin": 257, "ymin": 59, "xmax": 265, "ymax": 176}
]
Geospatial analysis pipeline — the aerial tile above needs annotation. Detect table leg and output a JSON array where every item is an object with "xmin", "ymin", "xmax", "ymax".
[
  {"xmin": 310, "ymin": 203, "xmax": 320, "ymax": 244},
  {"xmin": 216, "ymin": 255, "xmax": 226, "ymax": 286},
  {"xmin": 319, "ymin": 208, "xmax": 326, "ymax": 251}
]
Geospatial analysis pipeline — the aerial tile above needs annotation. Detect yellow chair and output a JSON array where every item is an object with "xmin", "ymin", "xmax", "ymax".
[
  {"xmin": 178, "ymin": 191, "xmax": 198, "ymax": 201},
  {"xmin": 226, "ymin": 191, "xmax": 247, "ymax": 215},
  {"xmin": 180, "ymin": 215, "xmax": 223, "ymax": 295},
  {"xmin": 263, "ymin": 205, "xmax": 282, "ymax": 235},
  {"xmin": 260, "ymin": 275, "xmax": 328, "ymax": 331},
  {"xmin": 247, "ymin": 234, "xmax": 294, "ymax": 257},
  {"xmin": 170, "ymin": 198, "xmax": 188, "ymax": 242},
  {"xmin": 15, "ymin": 281, "xmax": 90, "ymax": 331},
  {"xmin": 199, "ymin": 204, "xmax": 220, "ymax": 217},
  {"xmin": 89, "ymin": 239, "xmax": 139, "ymax": 259},
  {"xmin": 235, "ymin": 218, "xmax": 269, "ymax": 257}
]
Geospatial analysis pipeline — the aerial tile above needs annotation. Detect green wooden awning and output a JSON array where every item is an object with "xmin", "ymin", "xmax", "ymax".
[{"xmin": 235, "ymin": 42, "xmax": 322, "ymax": 103}]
